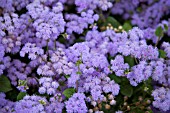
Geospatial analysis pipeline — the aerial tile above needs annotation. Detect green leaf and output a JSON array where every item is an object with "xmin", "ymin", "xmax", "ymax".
[
  {"xmin": 63, "ymin": 88, "xmax": 75, "ymax": 98},
  {"xmin": 122, "ymin": 77, "xmax": 129, "ymax": 83},
  {"xmin": 64, "ymin": 75, "xmax": 70, "ymax": 79},
  {"xmin": 17, "ymin": 92, "xmax": 27, "ymax": 101},
  {"xmin": 137, "ymin": 7, "xmax": 142, "ymax": 12},
  {"xmin": 123, "ymin": 22, "xmax": 132, "ymax": 31},
  {"xmin": 159, "ymin": 49, "xmax": 166, "ymax": 58},
  {"xmin": 76, "ymin": 60, "xmax": 82, "ymax": 66},
  {"xmin": 155, "ymin": 26, "xmax": 164, "ymax": 37},
  {"xmin": 115, "ymin": 0, "xmax": 120, "ymax": 2},
  {"xmin": 109, "ymin": 74, "xmax": 121, "ymax": 83},
  {"xmin": 148, "ymin": 110, "xmax": 153, "ymax": 113},
  {"xmin": 124, "ymin": 56, "xmax": 135, "ymax": 67},
  {"xmin": 18, "ymin": 80, "xmax": 27, "ymax": 86},
  {"xmin": 39, "ymin": 100, "xmax": 47, "ymax": 105},
  {"xmin": 76, "ymin": 71, "xmax": 82, "ymax": 75},
  {"xmin": 0, "ymin": 75, "xmax": 12, "ymax": 92},
  {"xmin": 120, "ymin": 84, "xmax": 133, "ymax": 97},
  {"xmin": 115, "ymin": 94, "xmax": 124, "ymax": 105},
  {"xmin": 105, "ymin": 17, "xmax": 120, "ymax": 28},
  {"xmin": 6, "ymin": 89, "xmax": 19, "ymax": 101},
  {"xmin": 164, "ymin": 24, "xmax": 168, "ymax": 31},
  {"xmin": 143, "ymin": 77, "xmax": 153, "ymax": 94}
]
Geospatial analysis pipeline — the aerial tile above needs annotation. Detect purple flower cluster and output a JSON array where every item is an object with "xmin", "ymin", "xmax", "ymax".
[
  {"xmin": 27, "ymin": 1, "xmax": 66, "ymax": 40},
  {"xmin": 112, "ymin": 0, "xmax": 170, "ymax": 29},
  {"xmin": 162, "ymin": 42, "xmax": 170, "ymax": 58},
  {"xmin": 0, "ymin": 93, "xmax": 14, "ymax": 113},
  {"xmin": 152, "ymin": 87, "xmax": 170, "ymax": 111},
  {"xmin": 0, "ymin": 0, "xmax": 33, "ymax": 12},
  {"xmin": 7, "ymin": 59, "xmax": 27, "ymax": 86},
  {"xmin": 65, "ymin": 93, "xmax": 87, "ymax": 113},
  {"xmin": 66, "ymin": 10, "xmax": 99, "ymax": 34},
  {"xmin": 111, "ymin": 55, "xmax": 129, "ymax": 76},
  {"xmin": 14, "ymin": 95, "xmax": 47, "ymax": 113},
  {"xmin": 46, "ymin": 94, "xmax": 64, "ymax": 113},
  {"xmin": 81, "ymin": 74, "xmax": 120, "ymax": 101},
  {"xmin": 66, "ymin": 42, "xmax": 110, "ymax": 75},
  {"xmin": 75, "ymin": 0, "xmax": 112, "ymax": 11},
  {"xmin": 37, "ymin": 48, "xmax": 74, "ymax": 76},
  {"xmin": 127, "ymin": 61, "xmax": 152, "ymax": 86},
  {"xmin": 20, "ymin": 43, "xmax": 44, "ymax": 60},
  {"xmin": 117, "ymin": 28, "xmax": 159, "ymax": 60},
  {"xmin": 38, "ymin": 77, "xmax": 59, "ymax": 95}
]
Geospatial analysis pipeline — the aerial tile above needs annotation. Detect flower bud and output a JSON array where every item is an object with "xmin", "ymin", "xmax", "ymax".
[
  {"xmin": 108, "ymin": 94, "xmax": 114, "ymax": 100},
  {"xmin": 89, "ymin": 109, "xmax": 93, "ymax": 113},
  {"xmin": 147, "ymin": 106, "xmax": 151, "ymax": 110},
  {"xmin": 127, "ymin": 106, "xmax": 130, "ymax": 111},
  {"xmin": 118, "ymin": 26, "xmax": 122, "ymax": 30},
  {"xmin": 110, "ymin": 100, "xmax": 116, "ymax": 105},
  {"xmin": 135, "ymin": 102, "xmax": 140, "ymax": 106},
  {"xmin": 138, "ymin": 96, "xmax": 143, "ymax": 101},
  {"xmin": 91, "ymin": 101, "xmax": 97, "ymax": 107},
  {"xmin": 105, "ymin": 104, "xmax": 111, "ymax": 110},
  {"xmin": 123, "ymin": 102, "xmax": 127, "ymax": 106},
  {"xmin": 103, "ymin": 97, "xmax": 107, "ymax": 102},
  {"xmin": 93, "ymin": 107, "xmax": 99, "ymax": 111},
  {"xmin": 146, "ymin": 100, "xmax": 151, "ymax": 104},
  {"xmin": 98, "ymin": 103, "xmax": 102, "ymax": 109}
]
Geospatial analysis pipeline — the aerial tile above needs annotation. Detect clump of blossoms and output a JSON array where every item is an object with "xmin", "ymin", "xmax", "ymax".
[
  {"xmin": 14, "ymin": 95, "xmax": 47, "ymax": 113},
  {"xmin": 0, "ymin": 0, "xmax": 170, "ymax": 113}
]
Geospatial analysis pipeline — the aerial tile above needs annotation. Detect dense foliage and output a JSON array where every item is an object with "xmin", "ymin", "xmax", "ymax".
[{"xmin": 0, "ymin": 0, "xmax": 170, "ymax": 113}]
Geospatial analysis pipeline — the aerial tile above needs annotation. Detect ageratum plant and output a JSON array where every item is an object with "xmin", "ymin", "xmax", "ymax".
[{"xmin": 0, "ymin": 0, "xmax": 170, "ymax": 113}]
